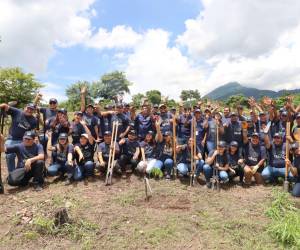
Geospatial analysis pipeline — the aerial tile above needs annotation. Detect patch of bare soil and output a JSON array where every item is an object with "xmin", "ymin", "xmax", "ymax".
[{"xmin": 0, "ymin": 156, "xmax": 281, "ymax": 250}]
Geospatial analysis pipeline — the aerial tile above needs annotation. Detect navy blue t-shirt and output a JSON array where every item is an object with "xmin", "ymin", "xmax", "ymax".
[
  {"xmin": 224, "ymin": 121, "xmax": 242, "ymax": 146},
  {"xmin": 70, "ymin": 122, "xmax": 85, "ymax": 145},
  {"xmin": 157, "ymin": 141, "xmax": 173, "ymax": 161},
  {"xmin": 83, "ymin": 113, "xmax": 98, "ymax": 139},
  {"xmin": 208, "ymin": 150, "xmax": 228, "ymax": 167},
  {"xmin": 268, "ymin": 143, "xmax": 285, "ymax": 168},
  {"xmin": 50, "ymin": 118, "xmax": 70, "ymax": 145},
  {"xmin": 6, "ymin": 142, "xmax": 44, "ymax": 168},
  {"xmin": 7, "ymin": 107, "xmax": 37, "ymax": 140},
  {"xmin": 98, "ymin": 141, "xmax": 119, "ymax": 159},
  {"xmin": 39, "ymin": 107, "xmax": 57, "ymax": 130},
  {"xmin": 227, "ymin": 148, "xmax": 242, "ymax": 167},
  {"xmin": 135, "ymin": 113, "xmax": 153, "ymax": 139},
  {"xmin": 52, "ymin": 144, "xmax": 74, "ymax": 164},
  {"xmin": 243, "ymin": 142, "xmax": 266, "ymax": 166},
  {"xmin": 178, "ymin": 114, "xmax": 191, "ymax": 138},
  {"xmin": 100, "ymin": 114, "xmax": 112, "ymax": 135},
  {"xmin": 179, "ymin": 144, "xmax": 200, "ymax": 164},
  {"xmin": 140, "ymin": 141, "xmax": 158, "ymax": 159},
  {"xmin": 160, "ymin": 112, "xmax": 173, "ymax": 134},
  {"xmin": 112, "ymin": 113, "xmax": 130, "ymax": 137},
  {"xmin": 75, "ymin": 142, "xmax": 95, "ymax": 164},
  {"xmin": 121, "ymin": 138, "xmax": 139, "ymax": 156}
]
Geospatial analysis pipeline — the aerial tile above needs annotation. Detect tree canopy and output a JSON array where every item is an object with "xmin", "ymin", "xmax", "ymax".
[
  {"xmin": 180, "ymin": 90, "xmax": 200, "ymax": 101},
  {"xmin": 0, "ymin": 67, "xmax": 43, "ymax": 107},
  {"xmin": 145, "ymin": 90, "xmax": 161, "ymax": 105}
]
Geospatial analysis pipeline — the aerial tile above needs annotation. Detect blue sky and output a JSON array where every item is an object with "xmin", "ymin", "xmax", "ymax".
[
  {"xmin": 39, "ymin": 0, "xmax": 202, "ymax": 97},
  {"xmin": 1, "ymin": 0, "xmax": 300, "ymax": 101}
]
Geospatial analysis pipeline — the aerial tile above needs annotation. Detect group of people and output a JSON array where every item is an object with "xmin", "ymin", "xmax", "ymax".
[{"xmin": 0, "ymin": 91, "xmax": 299, "ymax": 197}]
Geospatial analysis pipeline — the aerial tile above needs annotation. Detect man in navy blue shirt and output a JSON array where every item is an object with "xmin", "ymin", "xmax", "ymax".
[
  {"xmin": 0, "ymin": 103, "xmax": 38, "ymax": 172},
  {"xmin": 1, "ymin": 131, "xmax": 44, "ymax": 191},
  {"xmin": 135, "ymin": 105, "xmax": 154, "ymax": 140}
]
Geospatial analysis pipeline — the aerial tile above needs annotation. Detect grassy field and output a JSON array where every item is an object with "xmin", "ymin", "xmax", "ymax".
[{"xmin": 2, "ymin": 152, "xmax": 300, "ymax": 250}]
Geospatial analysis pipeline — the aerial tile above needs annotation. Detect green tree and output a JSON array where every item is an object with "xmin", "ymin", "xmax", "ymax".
[
  {"xmin": 132, "ymin": 93, "xmax": 145, "ymax": 107},
  {"xmin": 0, "ymin": 67, "xmax": 43, "ymax": 107},
  {"xmin": 225, "ymin": 94, "xmax": 248, "ymax": 107},
  {"xmin": 146, "ymin": 90, "xmax": 161, "ymax": 105},
  {"xmin": 91, "ymin": 71, "xmax": 131, "ymax": 101},
  {"xmin": 180, "ymin": 90, "xmax": 200, "ymax": 101},
  {"xmin": 65, "ymin": 81, "xmax": 92, "ymax": 111}
]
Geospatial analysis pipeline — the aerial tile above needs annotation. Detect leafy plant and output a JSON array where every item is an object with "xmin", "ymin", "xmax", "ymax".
[
  {"xmin": 150, "ymin": 168, "xmax": 163, "ymax": 179},
  {"xmin": 266, "ymin": 190, "xmax": 300, "ymax": 248}
]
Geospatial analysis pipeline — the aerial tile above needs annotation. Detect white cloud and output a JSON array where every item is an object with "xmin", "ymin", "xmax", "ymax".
[
  {"xmin": 0, "ymin": 0, "xmax": 95, "ymax": 73},
  {"xmin": 86, "ymin": 25, "xmax": 143, "ymax": 50},
  {"xmin": 125, "ymin": 29, "xmax": 204, "ymax": 100},
  {"xmin": 178, "ymin": 0, "xmax": 300, "ymax": 59},
  {"xmin": 0, "ymin": 0, "xmax": 145, "ymax": 76},
  {"xmin": 175, "ymin": 0, "xmax": 300, "ymax": 94},
  {"xmin": 40, "ymin": 82, "xmax": 68, "ymax": 103},
  {"xmin": 2, "ymin": 0, "xmax": 300, "ymax": 102}
]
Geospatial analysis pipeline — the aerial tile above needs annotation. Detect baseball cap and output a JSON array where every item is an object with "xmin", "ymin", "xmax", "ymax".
[
  {"xmin": 147, "ymin": 130, "xmax": 154, "ymax": 135},
  {"xmin": 230, "ymin": 141, "xmax": 239, "ymax": 147},
  {"xmin": 128, "ymin": 130, "xmax": 136, "ymax": 135},
  {"xmin": 273, "ymin": 133, "xmax": 282, "ymax": 138},
  {"xmin": 86, "ymin": 104, "xmax": 94, "ymax": 108},
  {"xmin": 49, "ymin": 98, "xmax": 58, "ymax": 104},
  {"xmin": 163, "ymin": 131, "xmax": 171, "ymax": 136},
  {"xmin": 26, "ymin": 103, "xmax": 36, "ymax": 110},
  {"xmin": 58, "ymin": 133, "xmax": 68, "ymax": 140},
  {"xmin": 23, "ymin": 131, "xmax": 36, "ymax": 140},
  {"xmin": 58, "ymin": 108, "xmax": 67, "ymax": 114},
  {"xmin": 104, "ymin": 131, "xmax": 112, "ymax": 136},
  {"xmin": 80, "ymin": 133, "xmax": 89, "ymax": 139},
  {"xmin": 159, "ymin": 104, "xmax": 167, "ymax": 108},
  {"xmin": 251, "ymin": 132, "xmax": 259, "ymax": 137},
  {"xmin": 75, "ymin": 111, "xmax": 83, "ymax": 116},
  {"xmin": 218, "ymin": 141, "xmax": 227, "ymax": 148}
]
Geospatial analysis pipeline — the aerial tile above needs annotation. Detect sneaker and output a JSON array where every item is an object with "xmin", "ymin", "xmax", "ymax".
[
  {"xmin": 34, "ymin": 184, "xmax": 43, "ymax": 192},
  {"xmin": 121, "ymin": 174, "xmax": 127, "ymax": 179},
  {"xmin": 205, "ymin": 182, "xmax": 212, "ymax": 189},
  {"xmin": 165, "ymin": 174, "xmax": 171, "ymax": 180},
  {"xmin": 64, "ymin": 179, "xmax": 72, "ymax": 186}
]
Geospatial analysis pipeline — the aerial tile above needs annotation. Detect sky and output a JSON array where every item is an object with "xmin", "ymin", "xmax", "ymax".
[{"xmin": 1, "ymin": 0, "xmax": 300, "ymax": 102}]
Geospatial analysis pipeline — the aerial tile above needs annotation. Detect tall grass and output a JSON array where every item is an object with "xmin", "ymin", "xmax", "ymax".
[{"xmin": 266, "ymin": 190, "xmax": 300, "ymax": 248}]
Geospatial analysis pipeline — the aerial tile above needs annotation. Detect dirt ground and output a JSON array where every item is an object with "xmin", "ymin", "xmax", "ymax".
[{"xmin": 0, "ymin": 154, "xmax": 286, "ymax": 250}]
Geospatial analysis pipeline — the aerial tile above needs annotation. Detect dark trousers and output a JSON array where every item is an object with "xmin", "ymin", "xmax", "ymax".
[
  {"xmin": 292, "ymin": 182, "xmax": 300, "ymax": 197},
  {"xmin": 118, "ymin": 154, "xmax": 138, "ymax": 172},
  {"xmin": 228, "ymin": 164, "xmax": 244, "ymax": 182},
  {"xmin": 21, "ymin": 160, "xmax": 44, "ymax": 186}
]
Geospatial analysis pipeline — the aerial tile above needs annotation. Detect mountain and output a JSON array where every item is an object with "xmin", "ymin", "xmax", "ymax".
[{"xmin": 204, "ymin": 82, "xmax": 300, "ymax": 100}]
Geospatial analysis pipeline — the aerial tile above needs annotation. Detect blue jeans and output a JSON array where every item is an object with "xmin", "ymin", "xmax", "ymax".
[
  {"xmin": 206, "ymin": 141, "xmax": 215, "ymax": 153},
  {"xmin": 261, "ymin": 165, "xmax": 295, "ymax": 182},
  {"xmin": 203, "ymin": 164, "xmax": 229, "ymax": 183},
  {"xmin": 292, "ymin": 182, "xmax": 300, "ymax": 197},
  {"xmin": 157, "ymin": 158, "xmax": 174, "ymax": 175},
  {"xmin": 48, "ymin": 162, "xmax": 72, "ymax": 178},
  {"xmin": 5, "ymin": 139, "xmax": 22, "ymax": 172},
  {"xmin": 77, "ymin": 161, "xmax": 95, "ymax": 179},
  {"xmin": 177, "ymin": 160, "xmax": 204, "ymax": 176}
]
